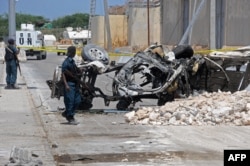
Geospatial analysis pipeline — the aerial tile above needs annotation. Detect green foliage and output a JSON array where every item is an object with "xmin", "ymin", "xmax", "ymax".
[
  {"xmin": 52, "ymin": 13, "xmax": 89, "ymax": 29},
  {"xmin": 45, "ymin": 13, "xmax": 90, "ymax": 40},
  {"xmin": 0, "ymin": 12, "xmax": 89, "ymax": 39},
  {"xmin": 0, "ymin": 14, "xmax": 8, "ymax": 39}
]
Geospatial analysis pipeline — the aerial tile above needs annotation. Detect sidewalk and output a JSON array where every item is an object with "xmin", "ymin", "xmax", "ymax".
[{"xmin": 0, "ymin": 63, "xmax": 55, "ymax": 165}]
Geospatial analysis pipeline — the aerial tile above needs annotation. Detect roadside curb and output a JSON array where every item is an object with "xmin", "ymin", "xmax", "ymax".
[{"xmin": 0, "ymin": 63, "xmax": 55, "ymax": 165}]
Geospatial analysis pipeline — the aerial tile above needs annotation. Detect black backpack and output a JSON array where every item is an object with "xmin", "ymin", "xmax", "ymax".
[{"xmin": 5, "ymin": 46, "xmax": 15, "ymax": 61}]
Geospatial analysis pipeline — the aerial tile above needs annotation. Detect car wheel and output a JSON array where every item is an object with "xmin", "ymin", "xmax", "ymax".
[
  {"xmin": 82, "ymin": 44, "xmax": 109, "ymax": 65},
  {"xmin": 37, "ymin": 54, "xmax": 42, "ymax": 60},
  {"xmin": 116, "ymin": 98, "xmax": 131, "ymax": 110},
  {"xmin": 157, "ymin": 93, "xmax": 174, "ymax": 106},
  {"xmin": 172, "ymin": 45, "xmax": 194, "ymax": 59}
]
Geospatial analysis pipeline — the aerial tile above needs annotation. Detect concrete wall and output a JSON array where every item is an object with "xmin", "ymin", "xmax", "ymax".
[
  {"xmin": 110, "ymin": 15, "xmax": 128, "ymax": 48},
  {"xmin": 161, "ymin": 0, "xmax": 184, "ymax": 45},
  {"xmin": 91, "ymin": 16, "xmax": 105, "ymax": 47},
  {"xmin": 161, "ymin": 0, "xmax": 210, "ymax": 47},
  {"xmin": 188, "ymin": 0, "xmax": 210, "ymax": 47},
  {"xmin": 161, "ymin": 0, "xmax": 250, "ymax": 48},
  {"xmin": 92, "ymin": 7, "xmax": 160, "ymax": 49},
  {"xmin": 128, "ymin": 5, "xmax": 161, "ymax": 47},
  {"xmin": 91, "ymin": 0, "xmax": 250, "ymax": 49},
  {"xmin": 91, "ymin": 15, "xmax": 127, "ymax": 49},
  {"xmin": 223, "ymin": 0, "xmax": 250, "ymax": 46}
]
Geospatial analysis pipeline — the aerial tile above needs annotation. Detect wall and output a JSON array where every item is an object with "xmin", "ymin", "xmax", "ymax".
[
  {"xmin": 91, "ymin": 16, "xmax": 105, "ymax": 47},
  {"xmin": 91, "ymin": 15, "xmax": 127, "ymax": 49},
  {"xmin": 161, "ymin": 0, "xmax": 250, "ymax": 48},
  {"xmin": 91, "ymin": 0, "xmax": 250, "ymax": 49},
  {"xmin": 188, "ymin": 0, "xmax": 210, "ymax": 47},
  {"xmin": 161, "ymin": 0, "xmax": 184, "ymax": 45},
  {"xmin": 127, "ymin": 4, "xmax": 161, "ymax": 47},
  {"xmin": 161, "ymin": 0, "xmax": 210, "ymax": 47},
  {"xmin": 223, "ymin": 0, "xmax": 250, "ymax": 47}
]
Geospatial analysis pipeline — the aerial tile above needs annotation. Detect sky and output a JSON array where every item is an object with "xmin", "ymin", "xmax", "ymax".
[{"xmin": 0, "ymin": 0, "xmax": 126, "ymax": 20}]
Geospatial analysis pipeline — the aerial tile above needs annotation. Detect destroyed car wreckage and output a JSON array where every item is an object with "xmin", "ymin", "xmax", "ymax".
[{"xmin": 46, "ymin": 43, "xmax": 250, "ymax": 110}]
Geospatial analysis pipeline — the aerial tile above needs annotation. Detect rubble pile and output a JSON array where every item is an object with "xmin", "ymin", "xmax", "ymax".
[{"xmin": 125, "ymin": 90, "xmax": 250, "ymax": 126}]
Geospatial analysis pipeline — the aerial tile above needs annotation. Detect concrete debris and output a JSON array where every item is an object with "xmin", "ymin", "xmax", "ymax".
[
  {"xmin": 51, "ymin": 143, "xmax": 58, "ymax": 148},
  {"xmin": 125, "ymin": 90, "xmax": 250, "ymax": 126},
  {"xmin": 5, "ymin": 146, "xmax": 43, "ymax": 166}
]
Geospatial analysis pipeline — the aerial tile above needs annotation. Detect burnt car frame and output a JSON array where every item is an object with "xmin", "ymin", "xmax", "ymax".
[{"xmin": 46, "ymin": 44, "xmax": 250, "ymax": 110}]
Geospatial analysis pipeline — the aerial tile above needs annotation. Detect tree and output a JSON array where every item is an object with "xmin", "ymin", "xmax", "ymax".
[
  {"xmin": 0, "ymin": 13, "xmax": 49, "ymax": 38},
  {"xmin": 0, "ymin": 14, "xmax": 8, "ymax": 39},
  {"xmin": 0, "ymin": 12, "xmax": 89, "ymax": 39},
  {"xmin": 52, "ymin": 13, "xmax": 89, "ymax": 29},
  {"xmin": 16, "ymin": 13, "xmax": 49, "ymax": 29}
]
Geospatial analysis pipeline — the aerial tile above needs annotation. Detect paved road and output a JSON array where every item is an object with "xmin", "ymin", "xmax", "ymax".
[{"xmin": 4, "ymin": 53, "xmax": 250, "ymax": 165}]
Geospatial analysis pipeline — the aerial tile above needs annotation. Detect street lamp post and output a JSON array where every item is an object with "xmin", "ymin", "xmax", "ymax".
[
  {"xmin": 147, "ymin": 0, "xmax": 150, "ymax": 46},
  {"xmin": 103, "ymin": 0, "xmax": 112, "ymax": 51},
  {"xmin": 8, "ymin": 0, "xmax": 16, "ymax": 39}
]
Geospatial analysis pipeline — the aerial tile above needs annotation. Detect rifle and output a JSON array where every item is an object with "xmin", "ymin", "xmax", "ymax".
[
  {"xmin": 63, "ymin": 69, "xmax": 91, "ymax": 90},
  {"xmin": 5, "ymin": 46, "xmax": 22, "ymax": 76},
  {"xmin": 16, "ymin": 59, "xmax": 22, "ymax": 76},
  {"xmin": 16, "ymin": 48, "xmax": 22, "ymax": 76}
]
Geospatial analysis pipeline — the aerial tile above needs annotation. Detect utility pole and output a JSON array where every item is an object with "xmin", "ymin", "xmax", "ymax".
[
  {"xmin": 9, "ymin": 0, "xmax": 16, "ymax": 39},
  {"xmin": 103, "ymin": 0, "xmax": 112, "ymax": 51},
  {"xmin": 147, "ymin": 0, "xmax": 150, "ymax": 46},
  {"xmin": 210, "ymin": 0, "xmax": 216, "ymax": 49},
  {"xmin": 88, "ymin": 0, "xmax": 96, "ymax": 44}
]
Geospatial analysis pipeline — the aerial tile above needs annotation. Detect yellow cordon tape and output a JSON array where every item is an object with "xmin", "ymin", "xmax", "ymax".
[
  {"xmin": 194, "ymin": 47, "xmax": 240, "ymax": 55},
  {"xmin": 17, "ymin": 46, "xmax": 242, "ymax": 56},
  {"xmin": 18, "ymin": 46, "xmax": 82, "ymax": 55},
  {"xmin": 108, "ymin": 52, "xmax": 134, "ymax": 56},
  {"xmin": 18, "ymin": 46, "xmax": 65, "ymax": 52},
  {"xmin": 109, "ymin": 47, "xmax": 241, "ymax": 56}
]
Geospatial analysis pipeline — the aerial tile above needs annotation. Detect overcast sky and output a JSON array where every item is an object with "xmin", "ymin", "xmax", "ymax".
[{"xmin": 0, "ymin": 0, "xmax": 126, "ymax": 20}]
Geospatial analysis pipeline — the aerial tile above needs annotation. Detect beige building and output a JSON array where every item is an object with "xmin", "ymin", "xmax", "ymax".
[
  {"xmin": 127, "ymin": 3, "xmax": 161, "ymax": 47},
  {"xmin": 91, "ymin": 0, "xmax": 250, "ymax": 50},
  {"xmin": 91, "ymin": 15, "xmax": 128, "ymax": 49},
  {"xmin": 161, "ymin": 0, "xmax": 250, "ymax": 49},
  {"xmin": 91, "ymin": 1, "xmax": 161, "ymax": 50}
]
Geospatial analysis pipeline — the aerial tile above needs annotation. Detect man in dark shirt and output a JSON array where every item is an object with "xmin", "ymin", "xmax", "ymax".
[
  {"xmin": 61, "ymin": 46, "xmax": 81, "ymax": 125},
  {"xmin": 5, "ymin": 38, "xmax": 20, "ymax": 89}
]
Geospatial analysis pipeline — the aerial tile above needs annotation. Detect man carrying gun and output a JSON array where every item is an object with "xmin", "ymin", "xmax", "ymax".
[
  {"xmin": 61, "ymin": 46, "xmax": 82, "ymax": 125},
  {"xmin": 4, "ymin": 38, "xmax": 20, "ymax": 89}
]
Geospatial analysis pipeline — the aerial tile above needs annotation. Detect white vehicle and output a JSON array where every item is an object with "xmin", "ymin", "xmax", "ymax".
[
  {"xmin": 43, "ymin": 34, "xmax": 56, "ymax": 47},
  {"xmin": 15, "ymin": 24, "xmax": 47, "ymax": 60},
  {"xmin": 56, "ymin": 27, "xmax": 90, "ymax": 56}
]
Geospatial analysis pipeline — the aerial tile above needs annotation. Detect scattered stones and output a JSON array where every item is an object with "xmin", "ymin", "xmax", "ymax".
[
  {"xmin": 124, "ymin": 90, "xmax": 250, "ymax": 126},
  {"xmin": 51, "ymin": 143, "xmax": 58, "ymax": 148},
  {"xmin": 112, "ymin": 121, "xmax": 117, "ymax": 125},
  {"xmin": 5, "ymin": 146, "xmax": 43, "ymax": 166}
]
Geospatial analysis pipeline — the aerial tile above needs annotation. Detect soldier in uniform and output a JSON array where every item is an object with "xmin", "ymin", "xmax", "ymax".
[
  {"xmin": 61, "ymin": 46, "xmax": 81, "ymax": 125},
  {"xmin": 4, "ymin": 38, "xmax": 20, "ymax": 89}
]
